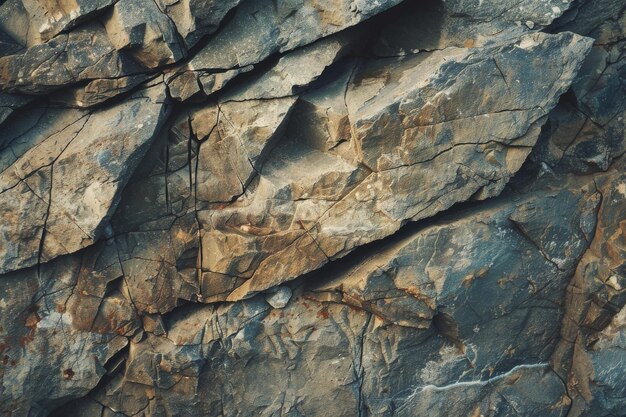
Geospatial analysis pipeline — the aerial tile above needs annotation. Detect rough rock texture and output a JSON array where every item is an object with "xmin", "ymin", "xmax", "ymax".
[{"xmin": 0, "ymin": 1, "xmax": 625, "ymax": 417}]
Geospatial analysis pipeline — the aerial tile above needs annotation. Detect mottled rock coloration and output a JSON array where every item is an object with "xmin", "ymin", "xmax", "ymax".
[{"xmin": 0, "ymin": 1, "xmax": 625, "ymax": 417}]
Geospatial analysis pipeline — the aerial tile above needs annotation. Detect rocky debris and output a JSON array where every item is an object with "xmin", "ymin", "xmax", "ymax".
[
  {"xmin": 1, "ymin": 0, "xmax": 626, "ymax": 416},
  {"xmin": 265, "ymin": 286, "xmax": 292, "ymax": 309}
]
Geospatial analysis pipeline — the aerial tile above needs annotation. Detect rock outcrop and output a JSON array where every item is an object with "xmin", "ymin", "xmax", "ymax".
[{"xmin": 0, "ymin": 1, "xmax": 624, "ymax": 416}]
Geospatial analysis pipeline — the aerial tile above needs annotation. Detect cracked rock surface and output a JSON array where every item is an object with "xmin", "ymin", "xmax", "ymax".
[{"xmin": 0, "ymin": 0, "xmax": 624, "ymax": 416}]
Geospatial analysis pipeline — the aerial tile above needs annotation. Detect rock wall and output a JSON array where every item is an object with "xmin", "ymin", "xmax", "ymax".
[{"xmin": 0, "ymin": 0, "xmax": 624, "ymax": 416}]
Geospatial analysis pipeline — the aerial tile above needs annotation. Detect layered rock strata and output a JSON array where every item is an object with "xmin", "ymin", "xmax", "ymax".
[{"xmin": 0, "ymin": 1, "xmax": 624, "ymax": 416}]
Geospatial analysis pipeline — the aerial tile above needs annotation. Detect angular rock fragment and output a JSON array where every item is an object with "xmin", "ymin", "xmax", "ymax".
[
  {"xmin": 0, "ymin": 84, "xmax": 170, "ymax": 274},
  {"xmin": 0, "ymin": 23, "xmax": 141, "ymax": 94},
  {"xmin": 188, "ymin": 0, "xmax": 404, "ymax": 70},
  {"xmin": 103, "ymin": 0, "xmax": 186, "ymax": 68},
  {"xmin": 194, "ymin": 31, "xmax": 592, "ymax": 302},
  {"xmin": 0, "ymin": 244, "xmax": 140, "ymax": 417},
  {"xmin": 222, "ymin": 32, "xmax": 355, "ymax": 101},
  {"xmin": 156, "ymin": 0, "xmax": 241, "ymax": 50},
  {"xmin": 374, "ymin": 0, "xmax": 575, "ymax": 55},
  {"xmin": 52, "ymin": 174, "xmax": 597, "ymax": 416}
]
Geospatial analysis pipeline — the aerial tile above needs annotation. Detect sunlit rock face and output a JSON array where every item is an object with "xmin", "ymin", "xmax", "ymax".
[{"xmin": 0, "ymin": 1, "xmax": 624, "ymax": 416}]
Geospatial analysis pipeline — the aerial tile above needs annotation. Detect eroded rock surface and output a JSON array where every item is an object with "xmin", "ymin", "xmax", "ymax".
[{"xmin": 0, "ymin": 0, "xmax": 625, "ymax": 416}]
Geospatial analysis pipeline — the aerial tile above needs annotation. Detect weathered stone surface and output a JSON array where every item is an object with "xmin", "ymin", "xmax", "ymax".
[
  {"xmin": 196, "ymin": 32, "xmax": 592, "ymax": 302},
  {"xmin": 47, "ymin": 174, "xmax": 598, "ymax": 416},
  {"xmin": 103, "ymin": 0, "xmax": 185, "ymax": 68},
  {"xmin": 188, "ymin": 0, "xmax": 404, "ymax": 70},
  {"xmin": 165, "ymin": 66, "xmax": 249, "ymax": 101},
  {"xmin": 374, "ymin": 0, "xmax": 575, "ymax": 55},
  {"xmin": 156, "ymin": 0, "xmax": 240, "ymax": 50},
  {"xmin": 0, "ymin": 243, "xmax": 140, "ymax": 417},
  {"xmin": 0, "ymin": 23, "xmax": 141, "ymax": 94},
  {"xmin": 20, "ymin": 0, "xmax": 116, "ymax": 44},
  {"xmin": 532, "ymin": 7, "xmax": 626, "ymax": 175},
  {"xmin": 1, "ymin": 1, "xmax": 625, "ymax": 416},
  {"xmin": 222, "ymin": 32, "xmax": 355, "ymax": 101},
  {"xmin": 0, "ymin": 0, "xmax": 116, "ymax": 48},
  {"xmin": 0, "ymin": 84, "xmax": 170, "ymax": 274},
  {"xmin": 59, "ymin": 74, "xmax": 152, "ymax": 108},
  {"xmin": 577, "ymin": 307, "xmax": 626, "ymax": 417}
]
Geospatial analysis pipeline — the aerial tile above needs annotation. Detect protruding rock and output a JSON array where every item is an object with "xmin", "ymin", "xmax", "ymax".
[
  {"xmin": 103, "ymin": 0, "xmax": 185, "ymax": 68},
  {"xmin": 188, "ymin": 0, "xmax": 404, "ymax": 70},
  {"xmin": 212, "ymin": 32, "xmax": 593, "ymax": 302},
  {"xmin": 0, "ymin": 23, "xmax": 141, "ymax": 94},
  {"xmin": 0, "ymin": 84, "xmax": 170, "ymax": 274},
  {"xmin": 265, "ymin": 286, "xmax": 292, "ymax": 309}
]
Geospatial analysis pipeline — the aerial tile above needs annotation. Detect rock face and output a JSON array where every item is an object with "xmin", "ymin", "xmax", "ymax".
[{"xmin": 0, "ymin": 1, "xmax": 624, "ymax": 417}]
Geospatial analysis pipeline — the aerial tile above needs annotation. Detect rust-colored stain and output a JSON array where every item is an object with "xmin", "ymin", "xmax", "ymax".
[
  {"xmin": 63, "ymin": 368, "xmax": 75, "ymax": 380},
  {"xmin": 316, "ymin": 308, "xmax": 329, "ymax": 319},
  {"xmin": 24, "ymin": 309, "xmax": 40, "ymax": 330},
  {"xmin": 19, "ymin": 306, "xmax": 41, "ymax": 347}
]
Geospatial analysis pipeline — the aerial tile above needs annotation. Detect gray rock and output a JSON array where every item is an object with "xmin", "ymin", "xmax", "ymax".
[
  {"xmin": 103, "ymin": 0, "xmax": 186, "ymax": 68},
  {"xmin": 0, "ymin": 23, "xmax": 141, "ymax": 94},
  {"xmin": 188, "ymin": 0, "xmax": 404, "ymax": 70},
  {"xmin": 197, "ymin": 32, "xmax": 592, "ymax": 302},
  {"xmin": 156, "ymin": 0, "xmax": 241, "ymax": 50},
  {"xmin": 0, "ymin": 84, "xmax": 170, "ymax": 274},
  {"xmin": 0, "ymin": 2, "xmax": 623, "ymax": 417},
  {"xmin": 50, "ymin": 173, "xmax": 596, "ymax": 416},
  {"xmin": 0, "ymin": 92, "xmax": 31, "ymax": 125},
  {"xmin": 531, "ymin": 10, "xmax": 626, "ymax": 175},
  {"xmin": 165, "ymin": 66, "xmax": 251, "ymax": 102},
  {"xmin": 265, "ymin": 286, "xmax": 292, "ymax": 309},
  {"xmin": 374, "ymin": 0, "xmax": 576, "ymax": 55},
  {"xmin": 221, "ymin": 32, "xmax": 355, "ymax": 101},
  {"xmin": 20, "ymin": 0, "xmax": 116, "ymax": 44},
  {"xmin": 0, "ymin": 243, "xmax": 140, "ymax": 417}
]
